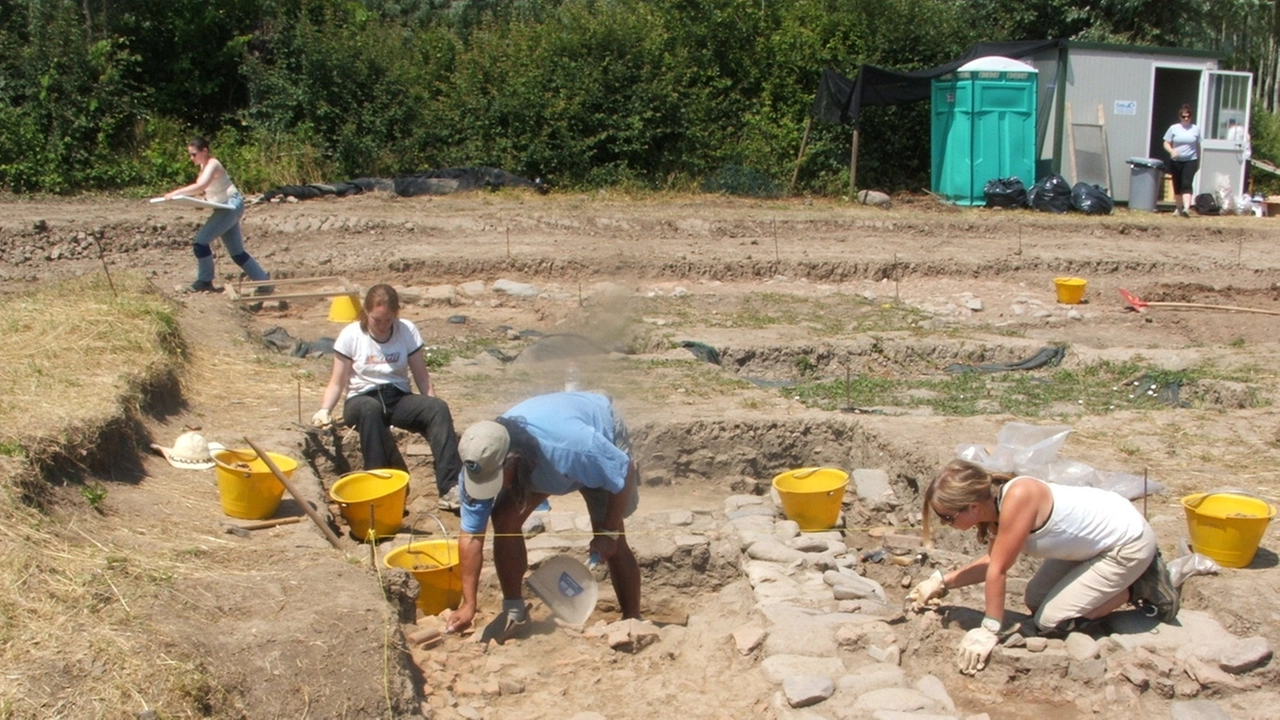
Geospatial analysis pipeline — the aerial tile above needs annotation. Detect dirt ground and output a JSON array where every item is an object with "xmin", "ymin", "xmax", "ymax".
[{"xmin": 3, "ymin": 190, "xmax": 1280, "ymax": 719}]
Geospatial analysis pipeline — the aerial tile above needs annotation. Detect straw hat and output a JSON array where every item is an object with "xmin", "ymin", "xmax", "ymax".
[{"xmin": 151, "ymin": 432, "xmax": 222, "ymax": 470}]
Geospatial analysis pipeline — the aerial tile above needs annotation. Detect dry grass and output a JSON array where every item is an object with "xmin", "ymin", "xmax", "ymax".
[
  {"xmin": 0, "ymin": 278, "xmax": 222, "ymax": 718},
  {"xmin": 0, "ymin": 275, "xmax": 183, "ymax": 469}
]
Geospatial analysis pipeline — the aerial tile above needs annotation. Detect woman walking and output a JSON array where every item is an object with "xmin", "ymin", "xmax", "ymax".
[
  {"xmin": 1162, "ymin": 104, "xmax": 1202, "ymax": 217},
  {"xmin": 165, "ymin": 137, "xmax": 271, "ymax": 292}
]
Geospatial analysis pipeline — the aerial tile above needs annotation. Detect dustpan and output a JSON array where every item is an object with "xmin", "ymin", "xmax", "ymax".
[{"xmin": 525, "ymin": 554, "xmax": 598, "ymax": 625}]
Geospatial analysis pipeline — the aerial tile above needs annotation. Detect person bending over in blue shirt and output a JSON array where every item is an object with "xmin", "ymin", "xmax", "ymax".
[{"xmin": 445, "ymin": 391, "xmax": 641, "ymax": 638}]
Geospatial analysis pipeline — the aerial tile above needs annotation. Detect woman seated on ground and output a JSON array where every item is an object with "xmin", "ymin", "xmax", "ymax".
[
  {"xmin": 314, "ymin": 284, "xmax": 462, "ymax": 510},
  {"xmin": 906, "ymin": 459, "xmax": 1178, "ymax": 675}
]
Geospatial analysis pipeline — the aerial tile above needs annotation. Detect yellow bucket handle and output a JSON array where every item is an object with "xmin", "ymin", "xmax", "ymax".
[
  {"xmin": 213, "ymin": 448, "xmax": 262, "ymax": 479},
  {"xmin": 404, "ymin": 513, "xmax": 456, "ymax": 567},
  {"xmin": 1185, "ymin": 488, "xmax": 1273, "ymax": 509}
]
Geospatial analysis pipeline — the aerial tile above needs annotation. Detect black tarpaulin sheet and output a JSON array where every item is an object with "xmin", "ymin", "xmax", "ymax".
[{"xmin": 812, "ymin": 39, "xmax": 1065, "ymax": 126}]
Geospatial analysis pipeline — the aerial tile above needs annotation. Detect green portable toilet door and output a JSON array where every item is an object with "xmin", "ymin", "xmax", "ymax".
[
  {"xmin": 970, "ymin": 77, "xmax": 1037, "ymax": 204},
  {"xmin": 931, "ymin": 79, "xmax": 974, "ymax": 202}
]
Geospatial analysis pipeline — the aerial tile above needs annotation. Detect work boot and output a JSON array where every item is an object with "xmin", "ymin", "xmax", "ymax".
[
  {"xmin": 186, "ymin": 280, "xmax": 220, "ymax": 293},
  {"xmin": 1130, "ymin": 551, "xmax": 1180, "ymax": 623},
  {"xmin": 437, "ymin": 485, "xmax": 461, "ymax": 512}
]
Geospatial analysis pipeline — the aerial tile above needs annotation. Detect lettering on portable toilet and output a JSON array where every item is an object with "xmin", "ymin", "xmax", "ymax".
[{"xmin": 1114, "ymin": 100, "xmax": 1137, "ymax": 116}]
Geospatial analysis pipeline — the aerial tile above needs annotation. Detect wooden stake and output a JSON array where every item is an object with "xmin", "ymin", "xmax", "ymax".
[
  {"xmin": 790, "ymin": 115, "xmax": 813, "ymax": 195},
  {"xmin": 242, "ymin": 437, "xmax": 343, "ymax": 551},
  {"xmin": 773, "ymin": 218, "xmax": 779, "ymax": 263},
  {"xmin": 849, "ymin": 126, "xmax": 860, "ymax": 201},
  {"xmin": 91, "ymin": 235, "xmax": 117, "ymax": 299}
]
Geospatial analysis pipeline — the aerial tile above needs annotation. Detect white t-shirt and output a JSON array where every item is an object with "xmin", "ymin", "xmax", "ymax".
[
  {"xmin": 1164, "ymin": 122, "xmax": 1201, "ymax": 162},
  {"xmin": 998, "ymin": 477, "xmax": 1146, "ymax": 561},
  {"xmin": 333, "ymin": 319, "xmax": 425, "ymax": 397}
]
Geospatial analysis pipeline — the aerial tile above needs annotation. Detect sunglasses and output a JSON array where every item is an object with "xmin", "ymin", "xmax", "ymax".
[
  {"xmin": 934, "ymin": 507, "xmax": 958, "ymax": 525},
  {"xmin": 1180, "ymin": 115, "xmax": 1191, "ymax": 119}
]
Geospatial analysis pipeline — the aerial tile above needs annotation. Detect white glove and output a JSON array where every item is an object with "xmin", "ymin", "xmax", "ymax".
[
  {"xmin": 906, "ymin": 569, "xmax": 947, "ymax": 612},
  {"xmin": 311, "ymin": 408, "xmax": 332, "ymax": 427},
  {"xmin": 956, "ymin": 627, "xmax": 999, "ymax": 675}
]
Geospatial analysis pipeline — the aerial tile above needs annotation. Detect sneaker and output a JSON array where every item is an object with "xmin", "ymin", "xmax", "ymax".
[
  {"xmin": 437, "ymin": 485, "xmax": 461, "ymax": 512},
  {"xmin": 1130, "ymin": 551, "xmax": 1180, "ymax": 623},
  {"xmin": 186, "ymin": 280, "xmax": 220, "ymax": 293},
  {"xmin": 1178, "ymin": 208, "xmax": 1191, "ymax": 218}
]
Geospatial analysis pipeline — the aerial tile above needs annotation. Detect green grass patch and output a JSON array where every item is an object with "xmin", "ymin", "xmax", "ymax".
[{"xmin": 790, "ymin": 360, "xmax": 1207, "ymax": 417}]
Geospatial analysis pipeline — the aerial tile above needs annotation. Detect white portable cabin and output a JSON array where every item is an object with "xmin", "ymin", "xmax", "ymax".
[{"xmin": 1021, "ymin": 42, "xmax": 1252, "ymax": 203}]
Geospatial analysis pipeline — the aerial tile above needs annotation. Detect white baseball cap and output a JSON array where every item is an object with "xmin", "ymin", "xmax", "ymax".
[{"xmin": 459, "ymin": 420, "xmax": 510, "ymax": 500}]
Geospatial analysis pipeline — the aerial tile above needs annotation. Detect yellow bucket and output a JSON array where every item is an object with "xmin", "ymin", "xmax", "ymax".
[
  {"xmin": 772, "ymin": 467, "xmax": 849, "ymax": 531},
  {"xmin": 212, "ymin": 448, "xmax": 297, "ymax": 520},
  {"xmin": 1181, "ymin": 491, "xmax": 1276, "ymax": 568},
  {"xmin": 1054, "ymin": 277, "xmax": 1087, "ymax": 304},
  {"xmin": 330, "ymin": 469, "xmax": 408, "ymax": 541},
  {"xmin": 384, "ymin": 539, "xmax": 462, "ymax": 614},
  {"xmin": 328, "ymin": 294, "xmax": 360, "ymax": 322}
]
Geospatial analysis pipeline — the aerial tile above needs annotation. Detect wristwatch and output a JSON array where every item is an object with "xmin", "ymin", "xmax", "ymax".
[{"xmin": 980, "ymin": 616, "xmax": 1002, "ymax": 634}]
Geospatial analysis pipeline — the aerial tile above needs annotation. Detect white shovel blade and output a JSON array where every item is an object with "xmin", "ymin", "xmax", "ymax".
[{"xmin": 525, "ymin": 554, "xmax": 598, "ymax": 626}]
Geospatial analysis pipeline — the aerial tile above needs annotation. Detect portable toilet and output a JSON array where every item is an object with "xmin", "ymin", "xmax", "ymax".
[{"xmin": 931, "ymin": 57, "xmax": 1038, "ymax": 205}]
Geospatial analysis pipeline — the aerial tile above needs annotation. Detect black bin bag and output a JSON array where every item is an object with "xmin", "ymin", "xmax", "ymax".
[
  {"xmin": 1070, "ymin": 183, "xmax": 1114, "ymax": 215},
  {"xmin": 1028, "ymin": 174, "xmax": 1072, "ymax": 213},
  {"xmin": 983, "ymin": 177, "xmax": 1027, "ymax": 208}
]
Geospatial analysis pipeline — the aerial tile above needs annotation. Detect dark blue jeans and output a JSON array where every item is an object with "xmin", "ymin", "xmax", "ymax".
[{"xmin": 342, "ymin": 385, "xmax": 461, "ymax": 495}]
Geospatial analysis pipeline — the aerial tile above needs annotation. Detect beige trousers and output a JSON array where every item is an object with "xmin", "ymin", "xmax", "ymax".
[{"xmin": 1025, "ymin": 522, "xmax": 1156, "ymax": 631}]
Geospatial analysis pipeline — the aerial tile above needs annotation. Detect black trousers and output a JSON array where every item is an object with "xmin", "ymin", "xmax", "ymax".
[{"xmin": 343, "ymin": 385, "xmax": 461, "ymax": 495}]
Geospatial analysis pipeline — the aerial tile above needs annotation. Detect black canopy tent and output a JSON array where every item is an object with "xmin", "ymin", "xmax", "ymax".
[{"xmin": 803, "ymin": 39, "xmax": 1067, "ymax": 197}]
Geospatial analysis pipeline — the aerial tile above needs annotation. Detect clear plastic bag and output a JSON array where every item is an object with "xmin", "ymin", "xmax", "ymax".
[{"xmin": 1169, "ymin": 539, "xmax": 1221, "ymax": 588}]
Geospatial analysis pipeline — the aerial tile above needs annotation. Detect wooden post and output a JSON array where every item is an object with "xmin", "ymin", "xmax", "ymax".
[
  {"xmin": 789, "ymin": 116, "xmax": 813, "ymax": 195},
  {"xmin": 849, "ymin": 125, "xmax": 860, "ymax": 201},
  {"xmin": 243, "ymin": 437, "xmax": 344, "ymax": 551}
]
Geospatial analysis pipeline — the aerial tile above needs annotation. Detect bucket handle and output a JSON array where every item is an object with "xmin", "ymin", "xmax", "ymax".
[
  {"xmin": 791, "ymin": 467, "xmax": 825, "ymax": 479},
  {"xmin": 1185, "ymin": 488, "xmax": 1274, "ymax": 509},
  {"xmin": 405, "ymin": 513, "xmax": 456, "ymax": 567},
  {"xmin": 213, "ymin": 448, "xmax": 261, "ymax": 479}
]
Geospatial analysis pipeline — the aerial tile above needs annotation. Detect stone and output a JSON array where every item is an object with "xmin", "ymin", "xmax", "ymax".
[
  {"xmin": 823, "ymin": 569, "xmax": 887, "ymax": 603},
  {"xmin": 604, "ymin": 618, "xmax": 660, "ymax": 653},
  {"xmin": 851, "ymin": 468, "xmax": 893, "ymax": 502},
  {"xmin": 991, "ymin": 646, "xmax": 1069, "ymax": 676},
  {"xmin": 1025, "ymin": 636, "xmax": 1048, "ymax": 653},
  {"xmin": 1200, "ymin": 635, "xmax": 1272, "ymax": 674},
  {"xmin": 748, "ymin": 538, "xmax": 808, "ymax": 564},
  {"xmin": 1066, "ymin": 657, "xmax": 1106, "ymax": 684},
  {"xmin": 913, "ymin": 675, "xmax": 955, "ymax": 713},
  {"xmin": 491, "ymin": 279, "xmax": 539, "ymax": 297},
  {"xmin": 857, "ymin": 190, "xmax": 892, "ymax": 207},
  {"xmin": 1169, "ymin": 699, "xmax": 1232, "ymax": 720},
  {"xmin": 835, "ymin": 664, "xmax": 908, "ymax": 696},
  {"xmin": 1065, "ymin": 632, "xmax": 1100, "ymax": 660},
  {"xmin": 763, "ymin": 616, "xmax": 838, "ymax": 658},
  {"xmin": 760, "ymin": 655, "xmax": 846, "ymax": 685},
  {"xmin": 733, "ymin": 625, "xmax": 766, "ymax": 655},
  {"xmin": 849, "ymin": 687, "xmax": 939, "ymax": 714},
  {"xmin": 867, "ymin": 644, "xmax": 901, "ymax": 665},
  {"xmin": 782, "ymin": 675, "xmax": 835, "ymax": 709},
  {"xmin": 457, "ymin": 280, "xmax": 487, "ymax": 297}
]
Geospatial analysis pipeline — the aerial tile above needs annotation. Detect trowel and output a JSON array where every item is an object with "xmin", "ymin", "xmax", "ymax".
[{"xmin": 525, "ymin": 554, "xmax": 599, "ymax": 626}]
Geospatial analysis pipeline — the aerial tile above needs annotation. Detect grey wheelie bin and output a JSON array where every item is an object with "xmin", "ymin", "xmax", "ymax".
[{"xmin": 1127, "ymin": 157, "xmax": 1165, "ymax": 212}]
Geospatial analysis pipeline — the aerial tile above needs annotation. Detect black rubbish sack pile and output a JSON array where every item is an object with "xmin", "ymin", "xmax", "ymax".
[
  {"xmin": 984, "ymin": 174, "xmax": 1114, "ymax": 215},
  {"xmin": 983, "ymin": 177, "xmax": 1027, "ymax": 208},
  {"xmin": 1070, "ymin": 182, "xmax": 1115, "ymax": 215},
  {"xmin": 1028, "ymin": 174, "xmax": 1073, "ymax": 213},
  {"xmin": 259, "ymin": 167, "xmax": 546, "ymax": 203}
]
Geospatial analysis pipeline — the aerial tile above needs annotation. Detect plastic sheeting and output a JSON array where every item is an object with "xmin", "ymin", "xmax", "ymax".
[{"xmin": 955, "ymin": 422, "xmax": 1165, "ymax": 500}]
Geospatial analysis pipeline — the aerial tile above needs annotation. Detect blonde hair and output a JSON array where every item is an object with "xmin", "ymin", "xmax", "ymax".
[
  {"xmin": 922, "ymin": 459, "xmax": 1014, "ymax": 545},
  {"xmin": 358, "ymin": 283, "xmax": 400, "ymax": 335}
]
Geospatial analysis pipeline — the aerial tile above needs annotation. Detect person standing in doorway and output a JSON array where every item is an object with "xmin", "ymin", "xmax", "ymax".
[
  {"xmin": 165, "ymin": 137, "xmax": 272, "ymax": 293},
  {"xmin": 1162, "ymin": 105, "xmax": 1201, "ymax": 217}
]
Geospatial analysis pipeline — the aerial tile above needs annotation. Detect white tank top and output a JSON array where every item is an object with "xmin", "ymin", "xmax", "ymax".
[
  {"xmin": 205, "ymin": 164, "xmax": 239, "ymax": 204},
  {"xmin": 998, "ymin": 477, "xmax": 1145, "ymax": 561}
]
